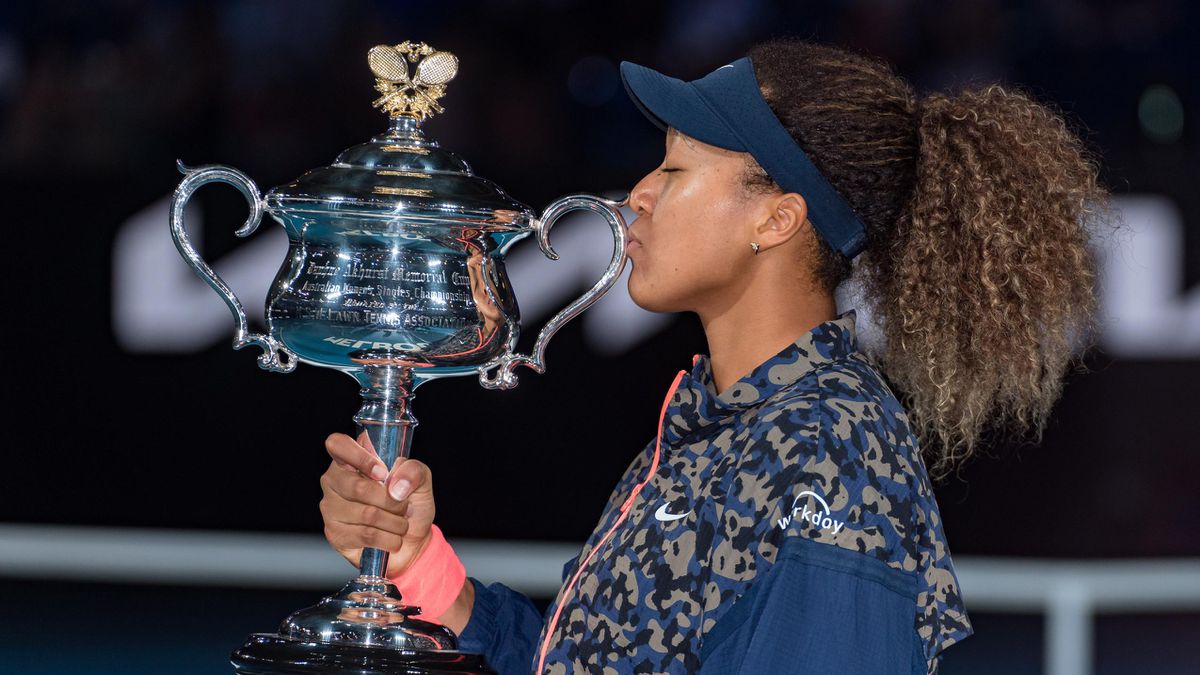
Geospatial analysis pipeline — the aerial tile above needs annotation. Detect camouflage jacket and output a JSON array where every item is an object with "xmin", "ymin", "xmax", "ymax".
[{"xmin": 459, "ymin": 310, "xmax": 972, "ymax": 674}]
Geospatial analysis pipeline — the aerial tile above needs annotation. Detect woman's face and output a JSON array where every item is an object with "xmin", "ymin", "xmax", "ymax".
[{"xmin": 626, "ymin": 129, "xmax": 767, "ymax": 314}]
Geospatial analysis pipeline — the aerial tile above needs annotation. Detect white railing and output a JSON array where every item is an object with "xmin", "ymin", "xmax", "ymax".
[{"xmin": 2, "ymin": 523, "xmax": 1198, "ymax": 675}]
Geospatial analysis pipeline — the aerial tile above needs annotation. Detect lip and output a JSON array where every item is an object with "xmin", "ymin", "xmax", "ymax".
[{"xmin": 625, "ymin": 231, "xmax": 642, "ymax": 251}]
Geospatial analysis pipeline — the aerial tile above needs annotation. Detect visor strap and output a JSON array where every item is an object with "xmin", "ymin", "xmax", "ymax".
[{"xmin": 699, "ymin": 58, "xmax": 868, "ymax": 259}]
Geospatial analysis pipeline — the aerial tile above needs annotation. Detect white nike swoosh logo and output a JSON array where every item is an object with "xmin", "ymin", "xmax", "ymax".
[
  {"xmin": 655, "ymin": 503, "xmax": 691, "ymax": 522},
  {"xmin": 718, "ymin": 64, "xmax": 735, "ymax": 70}
]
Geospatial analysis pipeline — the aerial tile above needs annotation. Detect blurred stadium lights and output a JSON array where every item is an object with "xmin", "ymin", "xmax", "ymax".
[
  {"xmin": 1098, "ymin": 195, "xmax": 1200, "ymax": 358},
  {"xmin": 114, "ymin": 195, "xmax": 1199, "ymax": 359},
  {"xmin": 1138, "ymin": 84, "xmax": 1185, "ymax": 144},
  {"xmin": 112, "ymin": 195, "xmax": 283, "ymax": 351}
]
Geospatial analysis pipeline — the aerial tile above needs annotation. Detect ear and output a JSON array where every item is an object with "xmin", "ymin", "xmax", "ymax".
[{"xmin": 753, "ymin": 193, "xmax": 810, "ymax": 252}]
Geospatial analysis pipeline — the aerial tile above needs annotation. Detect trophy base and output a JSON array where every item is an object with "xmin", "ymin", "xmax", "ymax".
[
  {"xmin": 231, "ymin": 634, "xmax": 495, "ymax": 674},
  {"xmin": 230, "ymin": 575, "xmax": 494, "ymax": 674}
]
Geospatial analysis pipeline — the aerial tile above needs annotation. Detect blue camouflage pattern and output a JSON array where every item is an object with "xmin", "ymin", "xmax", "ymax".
[{"xmin": 536, "ymin": 309, "xmax": 972, "ymax": 674}]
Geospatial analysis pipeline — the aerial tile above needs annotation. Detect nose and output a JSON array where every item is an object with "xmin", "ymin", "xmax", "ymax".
[{"xmin": 628, "ymin": 170, "xmax": 658, "ymax": 217}]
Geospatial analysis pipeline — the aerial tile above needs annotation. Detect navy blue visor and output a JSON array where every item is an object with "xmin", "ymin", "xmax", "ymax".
[{"xmin": 620, "ymin": 57, "xmax": 867, "ymax": 259}]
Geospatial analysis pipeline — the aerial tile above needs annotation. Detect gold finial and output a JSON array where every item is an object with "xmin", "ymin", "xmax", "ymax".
[{"xmin": 369, "ymin": 41, "xmax": 458, "ymax": 120}]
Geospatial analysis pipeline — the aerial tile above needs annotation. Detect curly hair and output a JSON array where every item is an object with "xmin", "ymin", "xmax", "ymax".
[{"xmin": 744, "ymin": 39, "xmax": 1109, "ymax": 477}]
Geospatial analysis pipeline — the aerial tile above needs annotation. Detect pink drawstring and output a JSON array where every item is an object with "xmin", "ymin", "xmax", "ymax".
[{"xmin": 535, "ymin": 368, "xmax": 688, "ymax": 673}]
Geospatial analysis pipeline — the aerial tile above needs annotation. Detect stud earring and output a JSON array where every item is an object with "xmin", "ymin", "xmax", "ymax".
[{"xmin": 750, "ymin": 242, "xmax": 760, "ymax": 255}]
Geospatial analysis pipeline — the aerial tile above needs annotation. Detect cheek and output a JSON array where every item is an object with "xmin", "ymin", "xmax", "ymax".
[
  {"xmin": 628, "ymin": 189, "xmax": 744, "ymax": 309},
  {"xmin": 669, "ymin": 183, "xmax": 743, "ymax": 269}
]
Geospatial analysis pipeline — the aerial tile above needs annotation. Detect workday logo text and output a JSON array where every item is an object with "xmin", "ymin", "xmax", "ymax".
[{"xmin": 777, "ymin": 490, "xmax": 846, "ymax": 535}]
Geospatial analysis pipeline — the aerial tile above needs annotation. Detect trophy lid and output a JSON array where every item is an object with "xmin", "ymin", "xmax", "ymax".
[{"xmin": 264, "ymin": 42, "xmax": 534, "ymax": 226}]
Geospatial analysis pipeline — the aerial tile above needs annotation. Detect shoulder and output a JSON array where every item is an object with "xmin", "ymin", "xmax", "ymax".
[
  {"xmin": 731, "ymin": 355, "xmax": 973, "ymax": 664},
  {"xmin": 731, "ymin": 355, "xmax": 925, "ymax": 567},
  {"xmin": 743, "ymin": 354, "xmax": 921, "ymax": 482},
  {"xmin": 749, "ymin": 353, "xmax": 914, "ymax": 438}
]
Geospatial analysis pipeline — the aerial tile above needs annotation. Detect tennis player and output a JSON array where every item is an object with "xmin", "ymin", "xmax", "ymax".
[{"xmin": 318, "ymin": 39, "xmax": 1105, "ymax": 674}]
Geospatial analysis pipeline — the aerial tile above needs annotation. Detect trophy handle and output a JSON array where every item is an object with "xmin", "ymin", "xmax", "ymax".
[
  {"xmin": 169, "ymin": 161, "xmax": 297, "ymax": 373},
  {"xmin": 478, "ymin": 194, "xmax": 628, "ymax": 390}
]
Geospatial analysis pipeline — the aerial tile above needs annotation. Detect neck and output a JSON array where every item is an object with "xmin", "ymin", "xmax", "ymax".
[{"xmin": 698, "ymin": 282, "xmax": 836, "ymax": 395}]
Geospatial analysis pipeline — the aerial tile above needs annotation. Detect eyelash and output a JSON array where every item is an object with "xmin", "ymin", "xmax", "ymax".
[{"xmin": 661, "ymin": 167, "xmax": 680, "ymax": 173}]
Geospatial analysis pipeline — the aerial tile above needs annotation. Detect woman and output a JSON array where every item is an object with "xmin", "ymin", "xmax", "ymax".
[{"xmin": 319, "ymin": 39, "xmax": 1105, "ymax": 674}]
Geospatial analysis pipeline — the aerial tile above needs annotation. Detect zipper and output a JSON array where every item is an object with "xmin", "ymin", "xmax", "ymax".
[{"xmin": 535, "ymin": 368, "xmax": 688, "ymax": 673}]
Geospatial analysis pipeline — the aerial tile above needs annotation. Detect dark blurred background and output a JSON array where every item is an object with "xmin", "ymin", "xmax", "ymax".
[{"xmin": 0, "ymin": 1, "xmax": 1197, "ymax": 673}]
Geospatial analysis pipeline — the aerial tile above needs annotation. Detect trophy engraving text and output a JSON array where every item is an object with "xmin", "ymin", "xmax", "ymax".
[{"xmin": 267, "ymin": 242, "xmax": 515, "ymax": 368}]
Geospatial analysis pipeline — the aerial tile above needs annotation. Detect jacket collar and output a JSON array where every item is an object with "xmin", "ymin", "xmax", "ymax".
[{"xmin": 663, "ymin": 309, "xmax": 860, "ymax": 444}]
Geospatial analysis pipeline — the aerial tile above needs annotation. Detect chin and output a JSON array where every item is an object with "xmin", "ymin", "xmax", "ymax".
[{"xmin": 627, "ymin": 273, "xmax": 682, "ymax": 314}]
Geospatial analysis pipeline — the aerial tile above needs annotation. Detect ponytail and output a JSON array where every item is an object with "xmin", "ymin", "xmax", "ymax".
[
  {"xmin": 747, "ymin": 40, "xmax": 1110, "ymax": 476},
  {"xmin": 878, "ymin": 85, "xmax": 1106, "ymax": 474}
]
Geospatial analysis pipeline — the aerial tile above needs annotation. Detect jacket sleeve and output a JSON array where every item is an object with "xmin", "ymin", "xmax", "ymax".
[
  {"xmin": 697, "ymin": 536, "xmax": 929, "ymax": 675},
  {"xmin": 455, "ymin": 578, "xmax": 543, "ymax": 675}
]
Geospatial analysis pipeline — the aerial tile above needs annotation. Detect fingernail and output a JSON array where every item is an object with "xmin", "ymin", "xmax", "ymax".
[
  {"xmin": 370, "ymin": 464, "xmax": 387, "ymax": 481},
  {"xmin": 389, "ymin": 479, "xmax": 412, "ymax": 501}
]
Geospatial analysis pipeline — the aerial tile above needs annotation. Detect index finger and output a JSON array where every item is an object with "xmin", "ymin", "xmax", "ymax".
[{"xmin": 325, "ymin": 432, "xmax": 388, "ymax": 481}]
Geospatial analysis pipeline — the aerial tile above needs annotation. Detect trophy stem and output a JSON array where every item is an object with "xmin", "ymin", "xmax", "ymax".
[
  {"xmin": 353, "ymin": 364, "xmax": 417, "ymax": 579},
  {"xmin": 234, "ymin": 359, "xmax": 493, "ymax": 671},
  {"xmin": 386, "ymin": 113, "xmax": 425, "ymax": 137}
]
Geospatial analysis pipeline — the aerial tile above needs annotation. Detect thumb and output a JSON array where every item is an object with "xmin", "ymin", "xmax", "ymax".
[{"xmin": 386, "ymin": 457, "xmax": 432, "ymax": 503}]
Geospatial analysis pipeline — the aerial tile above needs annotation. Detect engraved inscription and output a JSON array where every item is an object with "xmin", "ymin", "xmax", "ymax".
[
  {"xmin": 376, "ymin": 170, "xmax": 430, "ymax": 179},
  {"xmin": 280, "ymin": 246, "xmax": 481, "ymax": 334},
  {"xmin": 372, "ymin": 186, "xmax": 433, "ymax": 197},
  {"xmin": 380, "ymin": 144, "xmax": 430, "ymax": 155}
]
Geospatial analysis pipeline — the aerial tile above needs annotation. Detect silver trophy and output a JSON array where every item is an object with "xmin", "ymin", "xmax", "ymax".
[{"xmin": 169, "ymin": 41, "xmax": 627, "ymax": 674}]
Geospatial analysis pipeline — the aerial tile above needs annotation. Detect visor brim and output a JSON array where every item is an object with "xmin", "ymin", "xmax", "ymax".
[{"xmin": 619, "ymin": 61, "xmax": 744, "ymax": 151}]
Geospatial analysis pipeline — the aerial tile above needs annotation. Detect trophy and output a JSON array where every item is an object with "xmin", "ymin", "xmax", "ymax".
[{"xmin": 169, "ymin": 41, "xmax": 628, "ymax": 674}]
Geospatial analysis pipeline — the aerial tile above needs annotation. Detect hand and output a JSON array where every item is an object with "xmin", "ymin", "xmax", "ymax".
[{"xmin": 318, "ymin": 431, "xmax": 436, "ymax": 578}]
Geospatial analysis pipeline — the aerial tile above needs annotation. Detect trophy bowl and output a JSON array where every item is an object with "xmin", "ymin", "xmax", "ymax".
[{"xmin": 169, "ymin": 40, "xmax": 627, "ymax": 674}]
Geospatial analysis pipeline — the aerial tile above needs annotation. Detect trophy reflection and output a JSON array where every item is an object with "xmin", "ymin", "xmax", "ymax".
[{"xmin": 168, "ymin": 40, "xmax": 627, "ymax": 674}]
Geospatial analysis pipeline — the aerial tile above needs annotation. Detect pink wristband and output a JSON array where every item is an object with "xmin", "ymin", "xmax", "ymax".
[{"xmin": 389, "ymin": 524, "xmax": 466, "ymax": 624}]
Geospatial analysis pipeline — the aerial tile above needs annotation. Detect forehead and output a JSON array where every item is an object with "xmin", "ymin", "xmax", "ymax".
[
  {"xmin": 666, "ymin": 127, "xmax": 697, "ymax": 150},
  {"xmin": 666, "ymin": 127, "xmax": 748, "ymax": 163}
]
